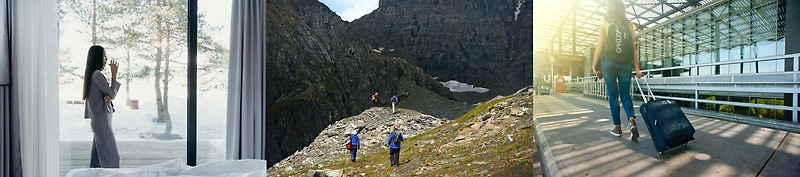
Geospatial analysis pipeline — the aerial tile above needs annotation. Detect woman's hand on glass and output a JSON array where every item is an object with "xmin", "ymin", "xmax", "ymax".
[{"xmin": 109, "ymin": 60, "xmax": 119, "ymax": 75}]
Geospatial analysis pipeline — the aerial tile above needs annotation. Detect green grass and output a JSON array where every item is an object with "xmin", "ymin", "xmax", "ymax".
[
  {"xmin": 409, "ymin": 95, "xmax": 515, "ymax": 142},
  {"xmin": 455, "ymin": 145, "xmax": 466, "ymax": 154},
  {"xmin": 495, "ymin": 143, "xmax": 520, "ymax": 154},
  {"xmin": 442, "ymin": 163, "xmax": 455, "ymax": 169}
]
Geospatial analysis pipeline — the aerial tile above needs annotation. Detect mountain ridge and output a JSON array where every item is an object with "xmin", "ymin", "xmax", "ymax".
[
  {"xmin": 349, "ymin": 0, "xmax": 533, "ymax": 93},
  {"xmin": 267, "ymin": 0, "xmax": 454, "ymax": 168}
]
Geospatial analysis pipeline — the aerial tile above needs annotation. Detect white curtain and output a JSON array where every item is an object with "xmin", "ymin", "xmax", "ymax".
[
  {"xmin": 226, "ymin": 0, "xmax": 265, "ymax": 160},
  {"xmin": 10, "ymin": 0, "xmax": 60, "ymax": 176}
]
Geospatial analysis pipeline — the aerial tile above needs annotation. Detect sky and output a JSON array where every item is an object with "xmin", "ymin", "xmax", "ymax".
[{"xmin": 318, "ymin": 0, "xmax": 379, "ymax": 22}]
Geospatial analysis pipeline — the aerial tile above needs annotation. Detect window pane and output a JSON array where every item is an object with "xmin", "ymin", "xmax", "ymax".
[
  {"xmin": 758, "ymin": 60, "xmax": 777, "ymax": 73},
  {"xmin": 742, "ymin": 43, "xmax": 753, "ymax": 59},
  {"xmin": 57, "ymin": 0, "xmax": 229, "ymax": 174},
  {"xmin": 698, "ymin": 51, "xmax": 711, "ymax": 64},
  {"xmin": 730, "ymin": 63, "xmax": 741, "ymax": 74},
  {"xmin": 197, "ymin": 0, "xmax": 231, "ymax": 164},
  {"xmin": 719, "ymin": 48, "xmax": 730, "ymax": 61},
  {"xmin": 719, "ymin": 64, "xmax": 729, "ymax": 75},
  {"xmin": 756, "ymin": 40, "xmax": 776, "ymax": 57},
  {"xmin": 730, "ymin": 45, "xmax": 741, "ymax": 60}
]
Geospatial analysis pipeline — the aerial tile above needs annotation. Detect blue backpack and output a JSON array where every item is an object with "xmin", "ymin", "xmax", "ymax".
[
  {"xmin": 350, "ymin": 134, "xmax": 360, "ymax": 147},
  {"xmin": 391, "ymin": 96, "xmax": 398, "ymax": 102}
]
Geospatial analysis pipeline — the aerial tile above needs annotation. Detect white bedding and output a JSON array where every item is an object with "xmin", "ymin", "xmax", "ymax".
[{"xmin": 65, "ymin": 159, "xmax": 266, "ymax": 177}]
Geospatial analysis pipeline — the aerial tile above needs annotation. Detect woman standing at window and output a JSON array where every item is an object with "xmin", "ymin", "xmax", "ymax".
[
  {"xmin": 592, "ymin": 0, "xmax": 643, "ymax": 140},
  {"xmin": 82, "ymin": 45, "xmax": 121, "ymax": 168}
]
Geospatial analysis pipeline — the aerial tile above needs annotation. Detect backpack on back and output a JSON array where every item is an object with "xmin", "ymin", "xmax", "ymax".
[
  {"xmin": 392, "ymin": 132, "xmax": 402, "ymax": 144},
  {"xmin": 603, "ymin": 20, "xmax": 634, "ymax": 63}
]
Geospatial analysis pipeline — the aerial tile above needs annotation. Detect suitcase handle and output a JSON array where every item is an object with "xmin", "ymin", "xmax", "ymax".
[{"xmin": 634, "ymin": 75, "xmax": 656, "ymax": 103}]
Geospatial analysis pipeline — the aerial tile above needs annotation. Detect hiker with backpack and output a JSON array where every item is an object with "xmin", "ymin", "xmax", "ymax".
[
  {"xmin": 592, "ymin": 0, "xmax": 643, "ymax": 140},
  {"xmin": 386, "ymin": 125, "xmax": 404, "ymax": 166},
  {"xmin": 371, "ymin": 92, "xmax": 379, "ymax": 106},
  {"xmin": 344, "ymin": 130, "xmax": 360, "ymax": 162},
  {"xmin": 391, "ymin": 95, "xmax": 398, "ymax": 114}
]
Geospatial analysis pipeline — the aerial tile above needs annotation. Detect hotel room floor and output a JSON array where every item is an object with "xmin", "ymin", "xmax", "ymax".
[{"xmin": 59, "ymin": 140, "xmax": 225, "ymax": 176}]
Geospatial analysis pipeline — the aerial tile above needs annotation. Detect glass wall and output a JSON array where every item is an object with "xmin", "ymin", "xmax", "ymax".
[
  {"xmin": 57, "ymin": 0, "xmax": 230, "ymax": 175},
  {"xmin": 196, "ymin": 0, "xmax": 232, "ymax": 165},
  {"xmin": 636, "ymin": 0, "xmax": 785, "ymax": 76},
  {"xmin": 631, "ymin": 0, "xmax": 790, "ymax": 122}
]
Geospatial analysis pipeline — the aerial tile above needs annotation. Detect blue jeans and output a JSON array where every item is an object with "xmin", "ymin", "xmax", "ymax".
[
  {"xmin": 601, "ymin": 54, "xmax": 636, "ymax": 125},
  {"xmin": 350, "ymin": 147, "xmax": 357, "ymax": 161}
]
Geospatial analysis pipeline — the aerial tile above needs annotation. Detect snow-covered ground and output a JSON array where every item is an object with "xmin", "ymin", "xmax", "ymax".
[
  {"xmin": 440, "ymin": 80, "xmax": 490, "ymax": 93},
  {"xmin": 59, "ymin": 80, "xmax": 227, "ymax": 147}
]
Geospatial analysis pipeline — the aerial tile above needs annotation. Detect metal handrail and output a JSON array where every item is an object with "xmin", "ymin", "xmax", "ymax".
[
  {"xmin": 582, "ymin": 53, "xmax": 800, "ymax": 123},
  {"xmin": 638, "ymin": 53, "xmax": 800, "ymax": 74}
]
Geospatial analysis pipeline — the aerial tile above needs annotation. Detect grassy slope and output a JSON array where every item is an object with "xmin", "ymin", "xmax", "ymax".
[{"xmin": 282, "ymin": 93, "xmax": 534, "ymax": 176}]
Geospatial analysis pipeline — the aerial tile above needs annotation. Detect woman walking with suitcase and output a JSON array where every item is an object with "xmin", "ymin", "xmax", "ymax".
[{"xmin": 592, "ymin": 0, "xmax": 643, "ymax": 140}]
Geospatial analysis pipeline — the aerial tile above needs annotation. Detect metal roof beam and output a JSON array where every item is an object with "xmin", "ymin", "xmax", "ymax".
[{"xmin": 641, "ymin": 1, "xmax": 700, "ymax": 28}]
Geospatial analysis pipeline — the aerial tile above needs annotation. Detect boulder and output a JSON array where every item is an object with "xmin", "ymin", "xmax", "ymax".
[{"xmin": 308, "ymin": 169, "xmax": 343, "ymax": 177}]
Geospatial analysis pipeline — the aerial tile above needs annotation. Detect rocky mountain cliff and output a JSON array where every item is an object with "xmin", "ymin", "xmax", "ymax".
[
  {"xmin": 349, "ymin": 0, "xmax": 533, "ymax": 94},
  {"xmin": 267, "ymin": 0, "xmax": 454, "ymax": 168},
  {"xmin": 268, "ymin": 90, "xmax": 538, "ymax": 176}
]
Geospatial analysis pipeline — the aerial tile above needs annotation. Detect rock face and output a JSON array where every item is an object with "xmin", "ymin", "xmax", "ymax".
[
  {"xmin": 267, "ymin": 0, "xmax": 453, "ymax": 168},
  {"xmin": 268, "ymin": 108, "xmax": 447, "ymax": 175},
  {"xmin": 350, "ymin": 0, "xmax": 533, "ymax": 93}
]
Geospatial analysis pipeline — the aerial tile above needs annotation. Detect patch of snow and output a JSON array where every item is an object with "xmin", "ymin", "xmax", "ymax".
[
  {"xmin": 389, "ymin": 48, "xmax": 395, "ymax": 52},
  {"xmin": 439, "ymin": 80, "xmax": 489, "ymax": 93},
  {"xmin": 513, "ymin": 85, "xmax": 534, "ymax": 95},
  {"xmin": 372, "ymin": 47, "xmax": 386, "ymax": 53},
  {"xmin": 514, "ymin": 0, "xmax": 524, "ymax": 21}
]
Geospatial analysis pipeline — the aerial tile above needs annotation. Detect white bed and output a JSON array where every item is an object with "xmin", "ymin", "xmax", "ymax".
[{"xmin": 64, "ymin": 159, "xmax": 266, "ymax": 177}]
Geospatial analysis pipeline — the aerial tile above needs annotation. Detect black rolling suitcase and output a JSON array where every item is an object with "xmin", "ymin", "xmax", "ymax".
[{"xmin": 635, "ymin": 77, "xmax": 695, "ymax": 154}]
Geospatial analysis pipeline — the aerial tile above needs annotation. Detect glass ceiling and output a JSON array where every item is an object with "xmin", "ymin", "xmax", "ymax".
[{"xmin": 534, "ymin": 0, "xmax": 714, "ymax": 56}]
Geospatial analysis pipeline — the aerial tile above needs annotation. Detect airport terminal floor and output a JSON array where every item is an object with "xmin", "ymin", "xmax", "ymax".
[{"xmin": 532, "ymin": 93, "xmax": 799, "ymax": 177}]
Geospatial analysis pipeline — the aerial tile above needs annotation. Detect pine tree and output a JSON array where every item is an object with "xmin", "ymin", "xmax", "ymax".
[{"xmin": 58, "ymin": 0, "xmax": 227, "ymax": 139}]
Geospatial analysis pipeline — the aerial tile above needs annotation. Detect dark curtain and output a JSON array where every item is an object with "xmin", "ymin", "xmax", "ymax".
[{"xmin": 1, "ymin": 0, "xmax": 21, "ymax": 175}]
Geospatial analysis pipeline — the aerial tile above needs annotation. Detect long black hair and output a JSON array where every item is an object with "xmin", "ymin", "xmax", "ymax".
[{"xmin": 83, "ymin": 45, "xmax": 105, "ymax": 100}]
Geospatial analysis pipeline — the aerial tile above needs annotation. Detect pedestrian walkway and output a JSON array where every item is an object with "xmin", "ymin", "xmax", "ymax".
[{"xmin": 533, "ymin": 93, "xmax": 800, "ymax": 177}]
